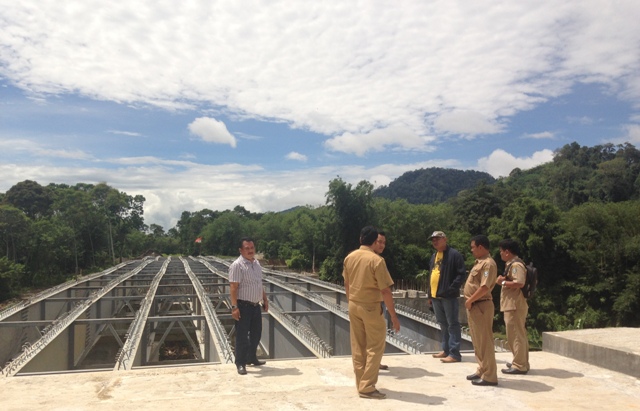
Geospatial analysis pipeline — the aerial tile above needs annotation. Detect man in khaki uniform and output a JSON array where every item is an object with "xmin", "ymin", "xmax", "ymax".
[
  {"xmin": 343, "ymin": 226, "xmax": 400, "ymax": 400},
  {"xmin": 464, "ymin": 235, "xmax": 498, "ymax": 386},
  {"xmin": 497, "ymin": 239, "xmax": 530, "ymax": 374}
]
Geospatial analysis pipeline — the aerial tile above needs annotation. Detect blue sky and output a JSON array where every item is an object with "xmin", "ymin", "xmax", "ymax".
[{"xmin": 1, "ymin": 1, "xmax": 640, "ymax": 230}]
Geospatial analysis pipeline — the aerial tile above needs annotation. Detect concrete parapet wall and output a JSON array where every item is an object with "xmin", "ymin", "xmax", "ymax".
[{"xmin": 542, "ymin": 328, "xmax": 640, "ymax": 378}]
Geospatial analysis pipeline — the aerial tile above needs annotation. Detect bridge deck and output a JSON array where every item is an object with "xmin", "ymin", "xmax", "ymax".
[{"xmin": 1, "ymin": 347, "xmax": 638, "ymax": 411}]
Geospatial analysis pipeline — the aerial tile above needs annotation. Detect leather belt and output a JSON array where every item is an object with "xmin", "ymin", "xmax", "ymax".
[{"xmin": 238, "ymin": 299, "xmax": 261, "ymax": 307}]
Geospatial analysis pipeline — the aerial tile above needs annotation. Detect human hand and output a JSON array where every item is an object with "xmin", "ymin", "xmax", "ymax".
[
  {"xmin": 232, "ymin": 308, "xmax": 240, "ymax": 321},
  {"xmin": 391, "ymin": 316, "xmax": 400, "ymax": 333}
]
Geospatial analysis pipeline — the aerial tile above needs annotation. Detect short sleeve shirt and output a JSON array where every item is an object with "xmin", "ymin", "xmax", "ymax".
[
  {"xmin": 228, "ymin": 255, "xmax": 264, "ymax": 303},
  {"xmin": 500, "ymin": 258, "xmax": 528, "ymax": 312},
  {"xmin": 464, "ymin": 256, "xmax": 497, "ymax": 301},
  {"xmin": 343, "ymin": 246, "xmax": 394, "ymax": 304}
]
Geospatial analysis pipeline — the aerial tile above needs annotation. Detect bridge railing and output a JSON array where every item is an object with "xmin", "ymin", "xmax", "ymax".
[
  {"xmin": 268, "ymin": 304, "xmax": 333, "ymax": 358},
  {"xmin": 114, "ymin": 258, "xmax": 169, "ymax": 370},
  {"xmin": 2, "ymin": 260, "xmax": 152, "ymax": 377},
  {"xmin": 182, "ymin": 257, "xmax": 234, "ymax": 364}
]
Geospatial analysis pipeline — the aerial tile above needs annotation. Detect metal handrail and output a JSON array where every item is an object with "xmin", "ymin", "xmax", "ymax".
[
  {"xmin": 2, "ymin": 260, "xmax": 152, "ymax": 377},
  {"xmin": 114, "ymin": 258, "xmax": 169, "ymax": 370},
  {"xmin": 181, "ymin": 257, "xmax": 234, "ymax": 364}
]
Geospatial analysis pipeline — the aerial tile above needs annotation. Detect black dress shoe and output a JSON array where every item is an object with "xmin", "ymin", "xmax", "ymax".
[
  {"xmin": 471, "ymin": 378, "xmax": 498, "ymax": 386},
  {"xmin": 237, "ymin": 365, "xmax": 247, "ymax": 375},
  {"xmin": 249, "ymin": 360, "xmax": 266, "ymax": 366},
  {"xmin": 466, "ymin": 373, "xmax": 481, "ymax": 381},
  {"xmin": 502, "ymin": 367, "xmax": 527, "ymax": 375}
]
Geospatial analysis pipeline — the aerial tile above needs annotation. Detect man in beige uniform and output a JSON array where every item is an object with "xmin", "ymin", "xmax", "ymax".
[
  {"xmin": 372, "ymin": 231, "xmax": 390, "ymax": 371},
  {"xmin": 497, "ymin": 238, "xmax": 530, "ymax": 374},
  {"xmin": 343, "ymin": 226, "xmax": 400, "ymax": 400},
  {"xmin": 464, "ymin": 235, "xmax": 498, "ymax": 386}
]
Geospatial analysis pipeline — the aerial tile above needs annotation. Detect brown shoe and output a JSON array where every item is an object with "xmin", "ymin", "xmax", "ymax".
[
  {"xmin": 379, "ymin": 364, "xmax": 389, "ymax": 370},
  {"xmin": 440, "ymin": 356, "xmax": 460, "ymax": 363},
  {"xmin": 432, "ymin": 351, "xmax": 447, "ymax": 358},
  {"xmin": 359, "ymin": 390, "xmax": 386, "ymax": 399}
]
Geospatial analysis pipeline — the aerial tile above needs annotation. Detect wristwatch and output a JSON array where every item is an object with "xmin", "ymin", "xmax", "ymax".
[
  {"xmin": 231, "ymin": 305, "xmax": 237, "ymax": 309},
  {"xmin": 501, "ymin": 281, "xmax": 506, "ymax": 286}
]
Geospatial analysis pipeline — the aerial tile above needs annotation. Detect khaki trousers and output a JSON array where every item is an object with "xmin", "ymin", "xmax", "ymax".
[
  {"xmin": 467, "ymin": 300, "xmax": 497, "ymax": 383},
  {"xmin": 504, "ymin": 302, "xmax": 529, "ymax": 371},
  {"xmin": 348, "ymin": 300, "xmax": 386, "ymax": 394}
]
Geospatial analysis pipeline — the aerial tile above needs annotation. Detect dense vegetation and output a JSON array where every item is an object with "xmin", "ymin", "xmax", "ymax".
[
  {"xmin": 373, "ymin": 167, "xmax": 495, "ymax": 204},
  {"xmin": 2, "ymin": 142, "xmax": 640, "ymax": 343}
]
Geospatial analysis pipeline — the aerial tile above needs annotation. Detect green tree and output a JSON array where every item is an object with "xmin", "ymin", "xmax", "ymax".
[
  {"xmin": 3, "ymin": 180, "xmax": 52, "ymax": 219},
  {"xmin": 0, "ymin": 257, "xmax": 24, "ymax": 301}
]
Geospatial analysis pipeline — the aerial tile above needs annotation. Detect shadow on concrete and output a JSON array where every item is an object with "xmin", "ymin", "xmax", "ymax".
[
  {"xmin": 528, "ymin": 368, "xmax": 584, "ymax": 379},
  {"xmin": 385, "ymin": 390, "xmax": 447, "ymax": 406},
  {"xmin": 497, "ymin": 379, "xmax": 554, "ymax": 393},
  {"xmin": 383, "ymin": 366, "xmax": 443, "ymax": 380},
  {"xmin": 251, "ymin": 366, "xmax": 303, "ymax": 378}
]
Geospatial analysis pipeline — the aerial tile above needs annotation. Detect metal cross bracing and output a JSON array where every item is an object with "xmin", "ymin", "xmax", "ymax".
[{"xmin": 0, "ymin": 255, "xmax": 468, "ymax": 377}]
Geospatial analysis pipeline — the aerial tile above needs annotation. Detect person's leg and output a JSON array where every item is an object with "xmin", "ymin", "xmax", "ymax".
[
  {"xmin": 431, "ymin": 298, "xmax": 450, "ymax": 356},
  {"xmin": 476, "ymin": 301, "xmax": 497, "ymax": 383},
  {"xmin": 358, "ymin": 302, "xmax": 386, "ymax": 394},
  {"xmin": 348, "ymin": 302, "xmax": 367, "ymax": 391},
  {"xmin": 506, "ymin": 306, "xmax": 529, "ymax": 371},
  {"xmin": 234, "ymin": 305, "xmax": 251, "ymax": 366},
  {"xmin": 443, "ymin": 297, "xmax": 462, "ymax": 361},
  {"xmin": 248, "ymin": 305, "xmax": 263, "ymax": 363}
]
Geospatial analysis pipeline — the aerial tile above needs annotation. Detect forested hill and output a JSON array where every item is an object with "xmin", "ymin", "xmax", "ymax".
[{"xmin": 373, "ymin": 167, "xmax": 495, "ymax": 204}]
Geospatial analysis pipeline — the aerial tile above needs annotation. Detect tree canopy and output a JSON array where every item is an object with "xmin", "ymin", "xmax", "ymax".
[{"xmin": 2, "ymin": 141, "xmax": 640, "ymax": 339}]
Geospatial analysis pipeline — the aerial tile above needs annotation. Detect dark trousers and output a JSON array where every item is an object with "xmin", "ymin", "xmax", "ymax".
[{"xmin": 235, "ymin": 301, "xmax": 263, "ymax": 366}]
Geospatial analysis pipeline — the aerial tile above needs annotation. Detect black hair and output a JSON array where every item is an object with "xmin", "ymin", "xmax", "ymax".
[
  {"xmin": 359, "ymin": 226, "xmax": 379, "ymax": 246},
  {"xmin": 238, "ymin": 237, "xmax": 255, "ymax": 249},
  {"xmin": 498, "ymin": 238, "xmax": 520, "ymax": 256},
  {"xmin": 470, "ymin": 234, "xmax": 490, "ymax": 250}
]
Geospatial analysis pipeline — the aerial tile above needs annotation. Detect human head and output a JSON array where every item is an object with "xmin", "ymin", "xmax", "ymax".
[
  {"xmin": 429, "ymin": 230, "xmax": 448, "ymax": 252},
  {"xmin": 498, "ymin": 238, "xmax": 520, "ymax": 262},
  {"xmin": 359, "ymin": 226, "xmax": 379, "ymax": 247},
  {"xmin": 373, "ymin": 231, "xmax": 386, "ymax": 254},
  {"xmin": 238, "ymin": 237, "xmax": 256, "ymax": 261},
  {"xmin": 470, "ymin": 235, "xmax": 490, "ymax": 259}
]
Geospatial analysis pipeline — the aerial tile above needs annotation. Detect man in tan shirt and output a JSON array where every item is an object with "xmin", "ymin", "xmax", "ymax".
[
  {"xmin": 497, "ymin": 238, "xmax": 530, "ymax": 374},
  {"xmin": 343, "ymin": 226, "xmax": 400, "ymax": 400},
  {"xmin": 464, "ymin": 235, "xmax": 498, "ymax": 386}
]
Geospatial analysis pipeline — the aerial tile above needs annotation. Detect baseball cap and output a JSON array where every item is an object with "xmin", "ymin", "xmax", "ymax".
[{"xmin": 429, "ymin": 231, "xmax": 446, "ymax": 239}]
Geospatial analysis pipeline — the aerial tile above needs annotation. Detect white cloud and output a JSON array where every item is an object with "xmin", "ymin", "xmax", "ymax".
[
  {"xmin": 107, "ymin": 130, "xmax": 143, "ymax": 137},
  {"xmin": 188, "ymin": 117, "xmax": 237, "ymax": 147},
  {"xmin": 286, "ymin": 152, "xmax": 307, "ymax": 162},
  {"xmin": 432, "ymin": 111, "xmax": 505, "ymax": 136},
  {"xmin": 1, "ymin": 1, "xmax": 638, "ymax": 143},
  {"xmin": 477, "ymin": 149, "xmax": 554, "ymax": 178},
  {"xmin": 324, "ymin": 126, "xmax": 435, "ymax": 156},
  {"xmin": 608, "ymin": 123, "xmax": 640, "ymax": 145},
  {"xmin": 523, "ymin": 131, "xmax": 555, "ymax": 139},
  {"xmin": 0, "ymin": 138, "xmax": 93, "ymax": 160}
]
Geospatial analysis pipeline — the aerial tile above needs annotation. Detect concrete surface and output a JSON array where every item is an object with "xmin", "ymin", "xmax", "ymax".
[
  {"xmin": 2, "ymin": 349, "xmax": 639, "ymax": 411},
  {"xmin": 543, "ymin": 327, "xmax": 640, "ymax": 378}
]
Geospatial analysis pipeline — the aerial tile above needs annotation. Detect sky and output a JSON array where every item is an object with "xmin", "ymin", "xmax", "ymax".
[{"xmin": 1, "ymin": 0, "xmax": 640, "ymax": 231}]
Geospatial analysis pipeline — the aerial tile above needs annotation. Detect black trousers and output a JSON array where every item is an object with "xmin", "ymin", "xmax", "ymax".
[{"xmin": 234, "ymin": 301, "xmax": 263, "ymax": 366}]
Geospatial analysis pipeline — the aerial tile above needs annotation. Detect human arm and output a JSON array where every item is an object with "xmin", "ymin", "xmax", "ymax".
[
  {"xmin": 230, "ymin": 282, "xmax": 240, "ymax": 320},
  {"xmin": 381, "ymin": 287, "xmax": 400, "ymax": 333},
  {"xmin": 496, "ymin": 262, "xmax": 525, "ymax": 289},
  {"xmin": 449, "ymin": 251, "xmax": 467, "ymax": 292},
  {"xmin": 262, "ymin": 289, "xmax": 269, "ymax": 312},
  {"xmin": 464, "ymin": 285, "xmax": 490, "ymax": 311}
]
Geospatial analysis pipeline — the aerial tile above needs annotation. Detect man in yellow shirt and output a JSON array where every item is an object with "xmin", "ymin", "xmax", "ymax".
[{"xmin": 427, "ymin": 231, "xmax": 466, "ymax": 363}]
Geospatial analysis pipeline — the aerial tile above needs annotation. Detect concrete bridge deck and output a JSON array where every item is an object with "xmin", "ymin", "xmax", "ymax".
[{"xmin": 2, "ymin": 336, "xmax": 639, "ymax": 411}]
